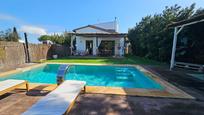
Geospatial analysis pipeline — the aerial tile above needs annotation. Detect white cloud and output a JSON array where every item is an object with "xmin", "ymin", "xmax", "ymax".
[
  {"xmin": 0, "ymin": 13, "xmax": 64, "ymax": 36},
  {"xmin": 20, "ymin": 25, "xmax": 47, "ymax": 35},
  {"xmin": 0, "ymin": 13, "xmax": 47, "ymax": 35},
  {"xmin": 0, "ymin": 14, "xmax": 15, "ymax": 20},
  {"xmin": 0, "ymin": 13, "xmax": 24, "ymax": 24}
]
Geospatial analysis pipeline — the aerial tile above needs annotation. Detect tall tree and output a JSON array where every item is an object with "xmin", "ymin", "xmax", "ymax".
[
  {"xmin": 12, "ymin": 27, "xmax": 20, "ymax": 42},
  {"xmin": 0, "ymin": 27, "xmax": 20, "ymax": 42},
  {"xmin": 38, "ymin": 32, "xmax": 71, "ymax": 46},
  {"xmin": 128, "ymin": 4, "xmax": 204, "ymax": 63}
]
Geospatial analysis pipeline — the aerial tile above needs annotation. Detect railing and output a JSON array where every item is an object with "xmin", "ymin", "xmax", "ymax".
[{"xmin": 56, "ymin": 64, "xmax": 69, "ymax": 85}]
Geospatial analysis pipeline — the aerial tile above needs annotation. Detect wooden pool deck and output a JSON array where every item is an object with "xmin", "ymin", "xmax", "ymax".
[{"xmin": 0, "ymin": 87, "xmax": 204, "ymax": 115}]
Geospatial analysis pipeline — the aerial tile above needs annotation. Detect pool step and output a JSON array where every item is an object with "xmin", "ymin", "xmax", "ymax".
[
  {"xmin": 115, "ymin": 67, "xmax": 135, "ymax": 71},
  {"xmin": 115, "ymin": 70, "xmax": 134, "ymax": 80},
  {"xmin": 116, "ymin": 72, "xmax": 132, "ymax": 75},
  {"xmin": 116, "ymin": 76, "xmax": 129, "ymax": 80},
  {"xmin": 116, "ymin": 70, "xmax": 132, "ymax": 75},
  {"xmin": 115, "ymin": 75, "xmax": 135, "ymax": 81},
  {"xmin": 115, "ymin": 69, "xmax": 128, "ymax": 72}
]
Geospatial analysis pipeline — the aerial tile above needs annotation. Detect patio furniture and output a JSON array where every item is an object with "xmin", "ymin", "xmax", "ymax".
[
  {"xmin": 100, "ymin": 49, "xmax": 113, "ymax": 56},
  {"xmin": 175, "ymin": 62, "xmax": 204, "ymax": 72},
  {"xmin": 22, "ymin": 80, "xmax": 86, "ymax": 115},
  {"xmin": 0, "ymin": 79, "xmax": 29, "ymax": 95}
]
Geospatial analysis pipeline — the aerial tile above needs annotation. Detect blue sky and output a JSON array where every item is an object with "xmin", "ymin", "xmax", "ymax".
[{"xmin": 0, "ymin": 0, "xmax": 204, "ymax": 43}]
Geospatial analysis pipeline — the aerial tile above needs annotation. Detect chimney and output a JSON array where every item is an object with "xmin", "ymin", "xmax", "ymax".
[{"xmin": 114, "ymin": 17, "xmax": 119, "ymax": 32}]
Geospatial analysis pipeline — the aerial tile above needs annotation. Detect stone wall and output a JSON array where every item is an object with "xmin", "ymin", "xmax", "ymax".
[
  {"xmin": 0, "ymin": 41, "xmax": 70, "ymax": 70},
  {"xmin": 29, "ymin": 44, "xmax": 51, "ymax": 61}
]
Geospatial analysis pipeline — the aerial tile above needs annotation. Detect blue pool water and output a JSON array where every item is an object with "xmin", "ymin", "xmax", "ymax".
[{"xmin": 0, "ymin": 64, "xmax": 163, "ymax": 89}]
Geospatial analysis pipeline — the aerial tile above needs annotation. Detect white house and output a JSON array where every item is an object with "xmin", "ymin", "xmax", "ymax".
[{"xmin": 70, "ymin": 19, "xmax": 127, "ymax": 57}]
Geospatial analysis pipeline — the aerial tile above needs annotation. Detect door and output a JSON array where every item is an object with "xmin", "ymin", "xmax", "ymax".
[{"xmin": 86, "ymin": 40, "xmax": 93, "ymax": 55}]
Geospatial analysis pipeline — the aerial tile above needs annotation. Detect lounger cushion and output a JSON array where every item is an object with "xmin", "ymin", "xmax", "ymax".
[
  {"xmin": 0, "ymin": 79, "xmax": 26, "ymax": 93},
  {"xmin": 23, "ymin": 80, "xmax": 86, "ymax": 115}
]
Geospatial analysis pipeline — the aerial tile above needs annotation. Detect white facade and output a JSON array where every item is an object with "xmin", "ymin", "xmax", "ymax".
[
  {"xmin": 75, "ymin": 36, "xmax": 97, "ymax": 55},
  {"xmin": 71, "ymin": 20, "xmax": 125, "ymax": 56},
  {"xmin": 75, "ymin": 36, "xmax": 124, "ymax": 56}
]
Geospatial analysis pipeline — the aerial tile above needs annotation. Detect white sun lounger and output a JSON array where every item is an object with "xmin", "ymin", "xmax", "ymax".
[
  {"xmin": 0, "ymin": 79, "xmax": 29, "ymax": 95},
  {"xmin": 22, "ymin": 80, "xmax": 86, "ymax": 115}
]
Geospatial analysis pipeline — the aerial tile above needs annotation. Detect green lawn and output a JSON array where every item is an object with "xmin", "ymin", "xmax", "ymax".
[{"xmin": 46, "ymin": 56, "xmax": 164, "ymax": 65}]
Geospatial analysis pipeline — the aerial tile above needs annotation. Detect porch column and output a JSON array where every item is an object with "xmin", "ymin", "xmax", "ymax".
[
  {"xmin": 96, "ymin": 37, "xmax": 98, "ymax": 56},
  {"xmin": 70, "ymin": 35, "xmax": 75, "ymax": 56},
  {"xmin": 114, "ymin": 39, "xmax": 119, "ymax": 56},
  {"xmin": 119, "ymin": 37, "xmax": 124, "ymax": 56},
  {"xmin": 93, "ymin": 37, "xmax": 97, "ymax": 55}
]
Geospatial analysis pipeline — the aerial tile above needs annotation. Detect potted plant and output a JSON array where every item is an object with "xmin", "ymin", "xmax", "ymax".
[{"xmin": 53, "ymin": 54, "xmax": 58, "ymax": 59}]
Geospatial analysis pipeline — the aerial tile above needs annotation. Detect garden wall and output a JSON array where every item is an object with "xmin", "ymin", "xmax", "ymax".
[
  {"xmin": 0, "ymin": 41, "xmax": 70, "ymax": 71},
  {"xmin": 49, "ymin": 45, "xmax": 70, "ymax": 58}
]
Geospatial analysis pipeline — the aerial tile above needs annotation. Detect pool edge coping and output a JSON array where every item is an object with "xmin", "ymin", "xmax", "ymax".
[
  {"xmin": 0, "ymin": 62, "xmax": 195, "ymax": 99},
  {"xmin": 0, "ymin": 63, "xmax": 46, "ymax": 78}
]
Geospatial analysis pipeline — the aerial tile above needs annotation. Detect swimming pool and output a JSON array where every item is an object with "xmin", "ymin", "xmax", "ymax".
[{"xmin": 0, "ymin": 64, "xmax": 163, "ymax": 89}]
